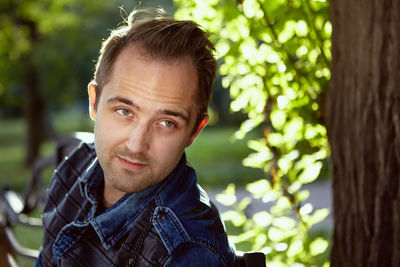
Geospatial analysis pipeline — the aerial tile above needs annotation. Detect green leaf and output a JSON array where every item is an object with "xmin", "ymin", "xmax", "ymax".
[
  {"xmin": 222, "ymin": 210, "xmax": 246, "ymax": 227},
  {"xmin": 268, "ymin": 227, "xmax": 285, "ymax": 242},
  {"xmin": 243, "ymin": 0, "xmax": 264, "ymax": 19},
  {"xmin": 308, "ymin": 208, "xmax": 330, "ymax": 225},
  {"xmin": 261, "ymin": 189, "xmax": 280, "ymax": 203},
  {"xmin": 278, "ymin": 20, "xmax": 296, "ymax": 43},
  {"xmin": 295, "ymin": 20, "xmax": 308, "ymax": 37},
  {"xmin": 216, "ymin": 183, "xmax": 237, "ymax": 206},
  {"xmin": 253, "ymin": 211, "xmax": 272, "ymax": 227},
  {"xmin": 298, "ymin": 161, "xmax": 322, "ymax": 184},
  {"xmin": 299, "ymin": 203, "xmax": 313, "ymax": 215},
  {"xmin": 270, "ymin": 197, "xmax": 291, "ymax": 215},
  {"xmin": 243, "ymin": 149, "xmax": 273, "ymax": 169},
  {"xmin": 287, "ymin": 240, "xmax": 303, "ymax": 257},
  {"xmin": 310, "ymin": 237, "xmax": 329, "ymax": 256},
  {"xmin": 238, "ymin": 197, "xmax": 252, "ymax": 211},
  {"xmin": 273, "ymin": 216, "xmax": 296, "ymax": 230},
  {"xmin": 246, "ymin": 179, "xmax": 271, "ymax": 199},
  {"xmin": 270, "ymin": 109, "xmax": 287, "ymax": 130},
  {"xmin": 253, "ymin": 232, "xmax": 268, "ymax": 250}
]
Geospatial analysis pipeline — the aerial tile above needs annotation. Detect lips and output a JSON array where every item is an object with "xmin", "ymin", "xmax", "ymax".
[{"xmin": 117, "ymin": 156, "xmax": 148, "ymax": 171}]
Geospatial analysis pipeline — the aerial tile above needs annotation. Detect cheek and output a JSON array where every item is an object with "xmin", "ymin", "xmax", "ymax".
[
  {"xmin": 153, "ymin": 134, "xmax": 188, "ymax": 161},
  {"xmin": 94, "ymin": 115, "xmax": 123, "ymax": 149}
]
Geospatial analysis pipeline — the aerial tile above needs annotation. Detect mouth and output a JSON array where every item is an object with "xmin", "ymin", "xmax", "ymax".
[{"xmin": 117, "ymin": 156, "xmax": 148, "ymax": 171}]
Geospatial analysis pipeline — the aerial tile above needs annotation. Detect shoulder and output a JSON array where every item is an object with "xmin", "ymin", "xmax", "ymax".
[
  {"xmin": 153, "ymin": 191, "xmax": 236, "ymax": 266},
  {"xmin": 56, "ymin": 141, "xmax": 96, "ymax": 178},
  {"xmin": 153, "ymin": 160, "xmax": 236, "ymax": 265},
  {"xmin": 50, "ymin": 141, "xmax": 95, "ymax": 188},
  {"xmin": 44, "ymin": 141, "xmax": 95, "ymax": 216}
]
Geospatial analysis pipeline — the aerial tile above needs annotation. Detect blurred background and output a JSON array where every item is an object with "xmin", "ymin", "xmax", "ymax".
[{"xmin": 0, "ymin": 0, "xmax": 332, "ymax": 266}]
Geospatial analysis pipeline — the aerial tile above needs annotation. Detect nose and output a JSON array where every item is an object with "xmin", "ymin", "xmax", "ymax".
[{"xmin": 125, "ymin": 122, "xmax": 150, "ymax": 153}]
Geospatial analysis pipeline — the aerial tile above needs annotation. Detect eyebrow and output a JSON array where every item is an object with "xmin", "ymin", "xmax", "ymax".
[
  {"xmin": 106, "ymin": 96, "xmax": 189, "ymax": 123},
  {"xmin": 106, "ymin": 96, "xmax": 140, "ymax": 110},
  {"xmin": 158, "ymin": 109, "xmax": 189, "ymax": 123}
]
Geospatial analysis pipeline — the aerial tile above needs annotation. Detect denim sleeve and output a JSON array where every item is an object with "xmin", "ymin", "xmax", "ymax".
[{"xmin": 164, "ymin": 243, "xmax": 225, "ymax": 267}]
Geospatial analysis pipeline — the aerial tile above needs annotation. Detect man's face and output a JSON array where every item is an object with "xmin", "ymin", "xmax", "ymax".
[{"xmin": 89, "ymin": 45, "xmax": 207, "ymax": 197}]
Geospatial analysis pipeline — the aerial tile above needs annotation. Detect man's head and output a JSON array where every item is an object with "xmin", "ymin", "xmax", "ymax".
[
  {"xmin": 87, "ymin": 9, "xmax": 217, "ymax": 203},
  {"xmin": 92, "ymin": 9, "xmax": 217, "ymax": 130}
]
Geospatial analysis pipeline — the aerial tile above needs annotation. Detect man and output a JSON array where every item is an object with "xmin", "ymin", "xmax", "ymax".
[{"xmin": 35, "ymin": 8, "xmax": 237, "ymax": 267}]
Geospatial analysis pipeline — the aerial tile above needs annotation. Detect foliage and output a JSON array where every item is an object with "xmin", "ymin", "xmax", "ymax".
[
  {"xmin": 174, "ymin": 0, "xmax": 331, "ymax": 265},
  {"xmin": 0, "ymin": 0, "xmax": 94, "ymax": 116},
  {"xmin": 0, "ymin": 0, "xmax": 149, "ymax": 117}
]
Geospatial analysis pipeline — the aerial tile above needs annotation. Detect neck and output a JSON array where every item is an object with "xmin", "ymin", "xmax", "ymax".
[{"xmin": 103, "ymin": 178, "xmax": 125, "ymax": 208}]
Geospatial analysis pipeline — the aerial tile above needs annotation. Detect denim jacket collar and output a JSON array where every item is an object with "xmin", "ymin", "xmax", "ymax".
[{"xmin": 77, "ymin": 154, "xmax": 187, "ymax": 249}]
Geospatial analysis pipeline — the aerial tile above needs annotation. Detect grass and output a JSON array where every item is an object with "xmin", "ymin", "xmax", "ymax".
[
  {"xmin": 187, "ymin": 127, "xmax": 264, "ymax": 189},
  {"xmin": 0, "ymin": 119, "xmax": 30, "ymax": 192}
]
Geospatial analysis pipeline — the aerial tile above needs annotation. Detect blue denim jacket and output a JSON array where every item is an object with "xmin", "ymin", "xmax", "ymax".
[{"xmin": 35, "ymin": 143, "xmax": 237, "ymax": 266}]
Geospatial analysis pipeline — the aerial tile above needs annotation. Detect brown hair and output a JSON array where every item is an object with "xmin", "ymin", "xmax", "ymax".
[{"xmin": 93, "ymin": 9, "xmax": 217, "ymax": 129}]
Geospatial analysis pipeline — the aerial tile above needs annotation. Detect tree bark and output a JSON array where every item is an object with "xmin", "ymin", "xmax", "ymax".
[
  {"xmin": 25, "ymin": 56, "xmax": 54, "ymax": 166},
  {"xmin": 326, "ymin": 0, "xmax": 400, "ymax": 266},
  {"xmin": 22, "ymin": 16, "xmax": 55, "ymax": 166}
]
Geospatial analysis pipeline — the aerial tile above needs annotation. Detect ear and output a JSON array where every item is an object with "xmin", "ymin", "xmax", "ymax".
[
  {"xmin": 185, "ymin": 115, "xmax": 209, "ymax": 147},
  {"xmin": 88, "ymin": 82, "xmax": 97, "ymax": 121}
]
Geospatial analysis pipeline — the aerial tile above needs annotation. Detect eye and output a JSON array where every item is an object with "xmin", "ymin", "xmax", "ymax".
[
  {"xmin": 159, "ymin": 120, "xmax": 176, "ymax": 128},
  {"xmin": 116, "ymin": 108, "xmax": 132, "ymax": 117}
]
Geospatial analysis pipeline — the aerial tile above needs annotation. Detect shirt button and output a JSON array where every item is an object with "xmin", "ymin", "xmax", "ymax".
[{"xmin": 158, "ymin": 211, "xmax": 166, "ymax": 221}]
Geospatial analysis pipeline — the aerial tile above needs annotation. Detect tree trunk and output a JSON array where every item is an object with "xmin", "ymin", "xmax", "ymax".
[
  {"xmin": 22, "ymin": 17, "xmax": 55, "ymax": 166},
  {"xmin": 326, "ymin": 0, "xmax": 400, "ymax": 266},
  {"xmin": 25, "ymin": 57, "xmax": 54, "ymax": 166}
]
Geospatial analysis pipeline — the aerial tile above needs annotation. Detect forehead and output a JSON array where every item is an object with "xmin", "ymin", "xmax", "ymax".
[{"xmin": 103, "ymin": 44, "xmax": 199, "ymax": 119}]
